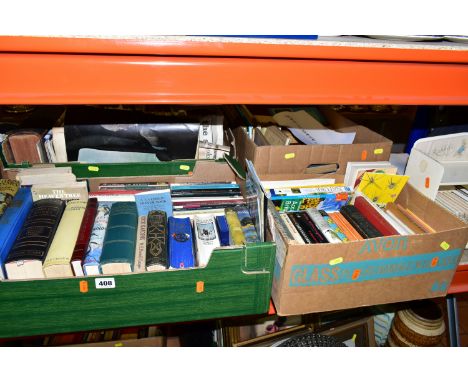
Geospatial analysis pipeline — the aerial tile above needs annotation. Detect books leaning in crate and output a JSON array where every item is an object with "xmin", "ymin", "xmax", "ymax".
[
  {"xmin": 265, "ymin": 174, "xmax": 440, "ymax": 245},
  {"xmin": 0, "ymin": 179, "xmax": 260, "ymax": 281}
]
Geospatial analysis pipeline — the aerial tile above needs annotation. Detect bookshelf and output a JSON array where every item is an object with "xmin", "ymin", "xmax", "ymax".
[{"xmin": 1, "ymin": 35, "xmax": 468, "ymax": 342}]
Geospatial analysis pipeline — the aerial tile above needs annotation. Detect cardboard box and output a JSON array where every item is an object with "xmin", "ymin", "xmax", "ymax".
[
  {"xmin": 233, "ymin": 106, "xmax": 392, "ymax": 174},
  {"xmin": 262, "ymin": 172, "xmax": 468, "ymax": 315},
  {"xmin": 0, "ymin": 160, "xmax": 275, "ymax": 339}
]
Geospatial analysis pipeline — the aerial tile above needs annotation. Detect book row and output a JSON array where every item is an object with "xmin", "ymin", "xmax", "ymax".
[{"xmin": 0, "ymin": 179, "xmax": 260, "ymax": 280}]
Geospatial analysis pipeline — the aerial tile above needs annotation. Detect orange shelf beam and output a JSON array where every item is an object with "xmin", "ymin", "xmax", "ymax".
[
  {"xmin": 1, "ymin": 53, "xmax": 468, "ymax": 105},
  {"xmin": 1, "ymin": 36, "xmax": 468, "ymax": 64}
]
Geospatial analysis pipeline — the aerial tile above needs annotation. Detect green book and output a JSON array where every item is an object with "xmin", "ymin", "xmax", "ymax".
[{"xmin": 100, "ymin": 202, "xmax": 138, "ymax": 275}]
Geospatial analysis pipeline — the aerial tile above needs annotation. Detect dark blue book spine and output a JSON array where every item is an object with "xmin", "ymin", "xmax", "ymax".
[
  {"xmin": 168, "ymin": 217, "xmax": 195, "ymax": 268},
  {"xmin": 215, "ymin": 215, "xmax": 230, "ymax": 246},
  {"xmin": 0, "ymin": 188, "xmax": 33, "ymax": 277}
]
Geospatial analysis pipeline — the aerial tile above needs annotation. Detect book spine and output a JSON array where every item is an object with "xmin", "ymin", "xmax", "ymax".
[
  {"xmin": 225, "ymin": 209, "xmax": 246, "ymax": 245},
  {"xmin": 194, "ymin": 214, "xmax": 220, "ymax": 267},
  {"xmin": 298, "ymin": 211, "xmax": 328, "ymax": 243},
  {"xmin": 100, "ymin": 202, "xmax": 138, "ymax": 272},
  {"xmin": 134, "ymin": 215, "xmax": 147, "ymax": 272},
  {"xmin": 272, "ymin": 194, "xmax": 349, "ymax": 212},
  {"xmin": 71, "ymin": 198, "xmax": 99, "ymax": 268},
  {"xmin": 233, "ymin": 206, "xmax": 259, "ymax": 243},
  {"xmin": 31, "ymin": 182, "xmax": 89, "ymax": 202},
  {"xmin": 5, "ymin": 199, "xmax": 65, "ymax": 278},
  {"xmin": 328, "ymin": 212, "xmax": 363, "ymax": 241},
  {"xmin": 306, "ymin": 208, "xmax": 342, "ymax": 243},
  {"xmin": 340, "ymin": 205, "xmax": 383, "ymax": 239},
  {"xmin": 83, "ymin": 201, "xmax": 113, "ymax": 275},
  {"xmin": 286, "ymin": 213, "xmax": 314, "ymax": 244},
  {"xmin": 354, "ymin": 196, "xmax": 400, "ymax": 236},
  {"xmin": 0, "ymin": 179, "xmax": 20, "ymax": 217},
  {"xmin": 318, "ymin": 210, "xmax": 349, "ymax": 243},
  {"xmin": 146, "ymin": 211, "xmax": 168, "ymax": 271},
  {"xmin": 168, "ymin": 217, "xmax": 195, "ymax": 269},
  {"xmin": 215, "ymin": 215, "xmax": 231, "ymax": 246},
  {"xmin": 43, "ymin": 200, "xmax": 87, "ymax": 275},
  {"xmin": 279, "ymin": 213, "xmax": 304, "ymax": 243},
  {"xmin": 0, "ymin": 188, "xmax": 33, "ymax": 279}
]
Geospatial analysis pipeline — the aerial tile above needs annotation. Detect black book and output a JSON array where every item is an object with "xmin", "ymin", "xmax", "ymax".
[
  {"xmin": 298, "ymin": 211, "xmax": 329, "ymax": 243},
  {"xmin": 340, "ymin": 205, "xmax": 383, "ymax": 239},
  {"xmin": 5, "ymin": 198, "xmax": 66, "ymax": 280},
  {"xmin": 146, "ymin": 210, "xmax": 168, "ymax": 271},
  {"xmin": 287, "ymin": 212, "xmax": 315, "ymax": 244}
]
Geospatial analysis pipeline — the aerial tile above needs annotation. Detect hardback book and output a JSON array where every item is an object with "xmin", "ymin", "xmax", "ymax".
[
  {"xmin": 134, "ymin": 188, "xmax": 173, "ymax": 217},
  {"xmin": 70, "ymin": 198, "xmax": 99, "ymax": 277},
  {"xmin": 225, "ymin": 208, "xmax": 246, "ymax": 245},
  {"xmin": 0, "ymin": 179, "xmax": 20, "ymax": 217},
  {"xmin": 328, "ymin": 212, "xmax": 363, "ymax": 241},
  {"xmin": 168, "ymin": 216, "xmax": 195, "ymax": 269},
  {"xmin": 286, "ymin": 212, "xmax": 314, "ymax": 244},
  {"xmin": 146, "ymin": 210, "xmax": 168, "ymax": 271},
  {"xmin": 318, "ymin": 210, "xmax": 349, "ymax": 243},
  {"xmin": 340, "ymin": 205, "xmax": 383, "ymax": 239},
  {"xmin": 306, "ymin": 208, "xmax": 342, "ymax": 243},
  {"xmin": 262, "ymin": 126, "xmax": 291, "ymax": 146},
  {"xmin": 134, "ymin": 215, "xmax": 148, "ymax": 273},
  {"xmin": 43, "ymin": 130, "xmax": 57, "ymax": 163},
  {"xmin": 100, "ymin": 202, "xmax": 138, "ymax": 275},
  {"xmin": 43, "ymin": 200, "xmax": 87, "ymax": 278},
  {"xmin": 215, "ymin": 215, "xmax": 230, "ymax": 246},
  {"xmin": 31, "ymin": 181, "xmax": 88, "ymax": 202},
  {"xmin": 0, "ymin": 188, "xmax": 33, "ymax": 279},
  {"xmin": 88, "ymin": 190, "xmax": 137, "ymax": 202},
  {"xmin": 353, "ymin": 196, "xmax": 400, "ymax": 237},
  {"xmin": 233, "ymin": 205, "xmax": 259, "ymax": 243},
  {"xmin": 279, "ymin": 213, "xmax": 305, "ymax": 243},
  {"xmin": 305, "ymin": 163, "xmax": 339, "ymax": 175},
  {"xmin": 5, "ymin": 199, "xmax": 65, "ymax": 280},
  {"xmin": 197, "ymin": 142, "xmax": 230, "ymax": 160},
  {"xmin": 295, "ymin": 211, "xmax": 328, "ymax": 243},
  {"xmin": 7, "ymin": 130, "xmax": 47, "ymax": 164},
  {"xmin": 83, "ymin": 201, "xmax": 113, "ymax": 276},
  {"xmin": 99, "ymin": 182, "xmax": 168, "ymax": 191},
  {"xmin": 52, "ymin": 126, "xmax": 68, "ymax": 162},
  {"xmin": 395, "ymin": 204, "xmax": 436, "ymax": 233},
  {"xmin": 194, "ymin": 214, "xmax": 220, "ymax": 267}
]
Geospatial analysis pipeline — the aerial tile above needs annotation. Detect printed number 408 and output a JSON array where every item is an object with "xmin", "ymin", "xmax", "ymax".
[
  {"xmin": 95, "ymin": 278, "xmax": 115, "ymax": 289},
  {"xmin": 99, "ymin": 280, "xmax": 112, "ymax": 286}
]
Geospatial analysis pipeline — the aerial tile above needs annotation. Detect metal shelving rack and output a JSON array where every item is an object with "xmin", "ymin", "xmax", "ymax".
[{"xmin": 1, "ymin": 35, "xmax": 468, "ymax": 344}]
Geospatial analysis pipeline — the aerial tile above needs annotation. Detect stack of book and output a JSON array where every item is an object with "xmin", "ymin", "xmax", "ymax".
[
  {"xmin": 0, "ymin": 180, "xmax": 260, "ymax": 281},
  {"xmin": 435, "ymin": 186, "xmax": 468, "ymax": 224}
]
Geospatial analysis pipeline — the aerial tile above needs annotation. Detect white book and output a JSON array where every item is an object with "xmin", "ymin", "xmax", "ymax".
[
  {"xmin": 344, "ymin": 161, "xmax": 395, "ymax": 188},
  {"xmin": 194, "ymin": 214, "xmax": 220, "ymax": 267},
  {"xmin": 52, "ymin": 127, "xmax": 68, "ymax": 163},
  {"xmin": 261, "ymin": 178, "xmax": 336, "ymax": 191},
  {"xmin": 31, "ymin": 181, "xmax": 88, "ymax": 201},
  {"xmin": 306, "ymin": 208, "xmax": 342, "ymax": 243},
  {"xmin": 17, "ymin": 172, "xmax": 77, "ymax": 186}
]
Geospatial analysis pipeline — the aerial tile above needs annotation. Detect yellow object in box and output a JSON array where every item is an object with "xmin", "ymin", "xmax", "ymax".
[{"xmin": 357, "ymin": 172, "xmax": 409, "ymax": 206}]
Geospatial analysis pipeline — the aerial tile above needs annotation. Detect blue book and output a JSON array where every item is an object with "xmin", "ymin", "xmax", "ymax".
[
  {"xmin": 168, "ymin": 217, "xmax": 194, "ymax": 269},
  {"xmin": 135, "ymin": 189, "xmax": 173, "ymax": 217},
  {"xmin": 215, "ymin": 215, "xmax": 230, "ymax": 246},
  {"xmin": 0, "ymin": 188, "xmax": 33, "ymax": 279}
]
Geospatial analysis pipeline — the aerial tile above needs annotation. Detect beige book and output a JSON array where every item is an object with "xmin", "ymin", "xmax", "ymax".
[
  {"xmin": 17, "ymin": 172, "xmax": 77, "ymax": 186},
  {"xmin": 52, "ymin": 127, "xmax": 68, "ymax": 163},
  {"xmin": 262, "ymin": 126, "xmax": 290, "ymax": 146},
  {"xmin": 134, "ymin": 215, "xmax": 147, "ymax": 273},
  {"xmin": 31, "ymin": 181, "xmax": 88, "ymax": 201},
  {"xmin": 43, "ymin": 200, "xmax": 87, "ymax": 278}
]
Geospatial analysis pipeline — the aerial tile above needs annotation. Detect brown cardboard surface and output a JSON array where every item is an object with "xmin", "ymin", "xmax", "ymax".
[
  {"xmin": 268, "ymin": 183, "xmax": 468, "ymax": 315},
  {"xmin": 70, "ymin": 336, "xmax": 165, "ymax": 347},
  {"xmin": 88, "ymin": 161, "xmax": 237, "ymax": 191},
  {"xmin": 234, "ymin": 106, "xmax": 392, "ymax": 174}
]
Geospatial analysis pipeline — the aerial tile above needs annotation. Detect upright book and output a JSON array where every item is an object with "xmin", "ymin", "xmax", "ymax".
[
  {"xmin": 134, "ymin": 215, "xmax": 148, "ymax": 273},
  {"xmin": 0, "ymin": 179, "xmax": 19, "ymax": 217},
  {"xmin": 83, "ymin": 201, "xmax": 113, "ymax": 276},
  {"xmin": 225, "ymin": 208, "xmax": 246, "ymax": 245},
  {"xmin": 306, "ymin": 208, "xmax": 342, "ymax": 243},
  {"xmin": 70, "ymin": 198, "xmax": 99, "ymax": 277},
  {"xmin": 100, "ymin": 202, "xmax": 138, "ymax": 275},
  {"xmin": 340, "ymin": 205, "xmax": 383, "ymax": 239},
  {"xmin": 146, "ymin": 210, "xmax": 168, "ymax": 271},
  {"xmin": 194, "ymin": 214, "xmax": 220, "ymax": 267},
  {"xmin": 43, "ymin": 200, "xmax": 87, "ymax": 278},
  {"xmin": 168, "ymin": 216, "xmax": 195, "ymax": 269},
  {"xmin": 5, "ymin": 199, "xmax": 65, "ymax": 280},
  {"xmin": 353, "ymin": 196, "xmax": 400, "ymax": 237},
  {"xmin": 0, "ymin": 188, "xmax": 33, "ymax": 279}
]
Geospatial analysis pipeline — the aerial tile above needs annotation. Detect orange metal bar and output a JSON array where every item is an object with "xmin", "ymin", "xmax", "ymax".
[
  {"xmin": 1, "ymin": 53, "xmax": 468, "ymax": 105},
  {"xmin": 1, "ymin": 36, "xmax": 468, "ymax": 64}
]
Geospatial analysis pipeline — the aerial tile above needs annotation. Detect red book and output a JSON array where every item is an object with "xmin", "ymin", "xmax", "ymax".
[
  {"xmin": 354, "ymin": 196, "xmax": 399, "ymax": 236},
  {"xmin": 70, "ymin": 198, "xmax": 98, "ymax": 276}
]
